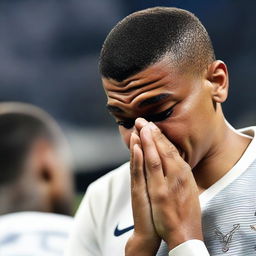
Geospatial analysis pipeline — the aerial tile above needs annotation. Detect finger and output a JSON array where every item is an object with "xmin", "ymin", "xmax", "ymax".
[
  {"xmin": 131, "ymin": 143, "xmax": 144, "ymax": 187},
  {"xmin": 149, "ymin": 122, "xmax": 179, "ymax": 155},
  {"xmin": 130, "ymin": 131, "xmax": 141, "ymax": 151},
  {"xmin": 130, "ymin": 132, "xmax": 143, "ymax": 189},
  {"xmin": 140, "ymin": 124, "xmax": 165, "ymax": 187},
  {"xmin": 148, "ymin": 122, "xmax": 191, "ymax": 180},
  {"xmin": 130, "ymin": 138, "xmax": 152, "ymax": 233},
  {"xmin": 135, "ymin": 117, "xmax": 148, "ymax": 132},
  {"xmin": 133, "ymin": 125, "xmax": 140, "ymax": 136}
]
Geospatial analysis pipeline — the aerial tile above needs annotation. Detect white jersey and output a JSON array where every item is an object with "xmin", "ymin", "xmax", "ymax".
[
  {"xmin": 65, "ymin": 127, "xmax": 256, "ymax": 256},
  {"xmin": 0, "ymin": 212, "xmax": 73, "ymax": 256}
]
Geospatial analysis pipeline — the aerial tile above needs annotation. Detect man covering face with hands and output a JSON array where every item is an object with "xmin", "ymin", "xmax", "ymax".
[
  {"xmin": 127, "ymin": 118, "xmax": 203, "ymax": 255},
  {"xmin": 66, "ymin": 7, "xmax": 256, "ymax": 256}
]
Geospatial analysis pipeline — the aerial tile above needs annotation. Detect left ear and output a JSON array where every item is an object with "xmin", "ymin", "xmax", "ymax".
[
  {"xmin": 32, "ymin": 139, "xmax": 58, "ymax": 186},
  {"xmin": 30, "ymin": 139, "xmax": 64, "ymax": 202},
  {"xmin": 206, "ymin": 60, "xmax": 229, "ymax": 103}
]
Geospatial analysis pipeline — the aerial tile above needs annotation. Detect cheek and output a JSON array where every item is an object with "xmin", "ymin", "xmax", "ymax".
[
  {"xmin": 159, "ymin": 124, "xmax": 186, "ymax": 147},
  {"xmin": 157, "ymin": 118, "xmax": 186, "ymax": 140},
  {"xmin": 118, "ymin": 126, "xmax": 133, "ymax": 148}
]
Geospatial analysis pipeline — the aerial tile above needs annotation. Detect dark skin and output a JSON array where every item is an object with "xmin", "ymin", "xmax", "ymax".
[{"xmin": 102, "ymin": 57, "xmax": 251, "ymax": 255}]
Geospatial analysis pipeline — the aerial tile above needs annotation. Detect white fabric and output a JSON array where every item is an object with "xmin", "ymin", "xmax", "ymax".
[
  {"xmin": 65, "ymin": 127, "xmax": 256, "ymax": 256},
  {"xmin": 199, "ymin": 126, "xmax": 256, "ymax": 209},
  {"xmin": 168, "ymin": 240, "xmax": 209, "ymax": 256},
  {"xmin": 0, "ymin": 211, "xmax": 73, "ymax": 256}
]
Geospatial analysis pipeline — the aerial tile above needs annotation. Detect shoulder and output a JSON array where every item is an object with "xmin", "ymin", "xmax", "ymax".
[
  {"xmin": 66, "ymin": 162, "xmax": 131, "ymax": 254},
  {"xmin": 75, "ymin": 162, "xmax": 130, "ymax": 221},
  {"xmin": 0, "ymin": 212, "xmax": 73, "ymax": 255},
  {"xmin": 0, "ymin": 212, "xmax": 73, "ymax": 232},
  {"xmin": 87, "ymin": 161, "xmax": 130, "ymax": 196}
]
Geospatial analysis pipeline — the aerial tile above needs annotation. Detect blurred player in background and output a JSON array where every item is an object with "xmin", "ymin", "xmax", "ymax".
[{"xmin": 0, "ymin": 102, "xmax": 74, "ymax": 256}]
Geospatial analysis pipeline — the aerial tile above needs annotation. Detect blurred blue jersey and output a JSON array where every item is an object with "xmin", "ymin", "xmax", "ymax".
[{"xmin": 0, "ymin": 212, "xmax": 73, "ymax": 256}]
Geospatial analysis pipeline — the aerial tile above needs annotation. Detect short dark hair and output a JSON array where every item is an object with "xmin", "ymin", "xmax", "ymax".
[
  {"xmin": 0, "ymin": 112, "xmax": 63, "ymax": 185},
  {"xmin": 99, "ymin": 7, "xmax": 215, "ymax": 81}
]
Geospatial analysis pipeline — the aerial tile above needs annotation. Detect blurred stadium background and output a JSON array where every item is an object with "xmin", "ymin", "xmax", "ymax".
[{"xmin": 0, "ymin": 0, "xmax": 255, "ymax": 195}]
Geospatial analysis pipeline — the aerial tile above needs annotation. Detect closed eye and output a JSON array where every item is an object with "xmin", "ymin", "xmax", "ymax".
[
  {"xmin": 116, "ymin": 119, "xmax": 134, "ymax": 129},
  {"xmin": 116, "ymin": 105, "xmax": 174, "ymax": 129},
  {"xmin": 145, "ymin": 106, "xmax": 174, "ymax": 123}
]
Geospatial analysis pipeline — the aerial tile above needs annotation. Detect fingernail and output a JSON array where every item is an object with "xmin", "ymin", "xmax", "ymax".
[{"xmin": 136, "ymin": 117, "xmax": 148, "ymax": 127}]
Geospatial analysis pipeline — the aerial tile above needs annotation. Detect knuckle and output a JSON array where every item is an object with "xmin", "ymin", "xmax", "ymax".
[
  {"xmin": 130, "ymin": 165, "xmax": 142, "ymax": 183},
  {"xmin": 170, "ymin": 173, "xmax": 189, "ymax": 194},
  {"xmin": 163, "ymin": 147, "xmax": 177, "ymax": 158},
  {"xmin": 131, "ymin": 168, "xmax": 138, "ymax": 178},
  {"xmin": 171, "ymin": 180, "xmax": 184, "ymax": 194},
  {"xmin": 130, "ymin": 166, "xmax": 143, "ymax": 180},
  {"xmin": 151, "ymin": 189, "xmax": 168, "ymax": 204},
  {"xmin": 176, "ymin": 175, "xmax": 187, "ymax": 187},
  {"xmin": 149, "ymin": 160, "xmax": 161, "ymax": 170}
]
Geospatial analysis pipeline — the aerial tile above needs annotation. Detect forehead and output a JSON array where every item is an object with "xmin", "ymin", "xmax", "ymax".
[
  {"xmin": 103, "ymin": 60, "xmax": 172, "ymax": 90},
  {"xmin": 102, "ymin": 60, "xmax": 195, "ymax": 112}
]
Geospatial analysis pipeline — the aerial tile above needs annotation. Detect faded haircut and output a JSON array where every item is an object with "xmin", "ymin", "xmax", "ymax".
[
  {"xmin": 0, "ymin": 102, "xmax": 72, "ymax": 185},
  {"xmin": 99, "ymin": 7, "xmax": 215, "ymax": 81}
]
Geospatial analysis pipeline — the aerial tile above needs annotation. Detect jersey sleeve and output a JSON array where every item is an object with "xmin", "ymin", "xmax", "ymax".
[
  {"xmin": 64, "ymin": 184, "xmax": 101, "ymax": 256},
  {"xmin": 168, "ymin": 240, "xmax": 210, "ymax": 256}
]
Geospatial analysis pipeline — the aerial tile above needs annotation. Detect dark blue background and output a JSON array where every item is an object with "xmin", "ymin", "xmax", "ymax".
[{"xmin": 0, "ymin": 0, "xmax": 255, "ymax": 192}]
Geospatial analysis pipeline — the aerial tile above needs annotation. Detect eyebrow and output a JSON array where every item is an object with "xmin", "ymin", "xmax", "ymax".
[
  {"xmin": 106, "ymin": 93, "xmax": 171, "ymax": 114},
  {"xmin": 106, "ymin": 105, "xmax": 124, "ymax": 113},
  {"xmin": 138, "ymin": 93, "xmax": 170, "ymax": 107}
]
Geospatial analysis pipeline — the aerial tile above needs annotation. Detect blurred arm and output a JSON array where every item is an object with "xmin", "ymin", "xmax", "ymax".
[{"xmin": 64, "ymin": 185, "xmax": 101, "ymax": 256}]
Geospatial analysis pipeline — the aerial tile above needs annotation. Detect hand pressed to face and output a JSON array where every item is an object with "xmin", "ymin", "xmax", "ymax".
[
  {"xmin": 125, "ymin": 130, "xmax": 161, "ymax": 256},
  {"xmin": 127, "ymin": 118, "xmax": 203, "ymax": 253}
]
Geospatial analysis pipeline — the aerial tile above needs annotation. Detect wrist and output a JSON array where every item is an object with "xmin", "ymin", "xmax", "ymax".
[
  {"xmin": 165, "ymin": 228, "xmax": 203, "ymax": 250},
  {"xmin": 125, "ymin": 233, "xmax": 160, "ymax": 256}
]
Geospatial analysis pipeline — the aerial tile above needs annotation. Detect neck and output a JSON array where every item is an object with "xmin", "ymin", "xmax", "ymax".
[
  {"xmin": 193, "ymin": 120, "xmax": 252, "ymax": 193},
  {"xmin": 0, "ymin": 180, "xmax": 46, "ymax": 215}
]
